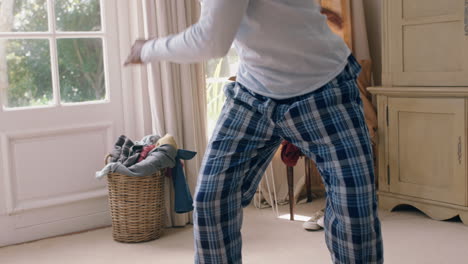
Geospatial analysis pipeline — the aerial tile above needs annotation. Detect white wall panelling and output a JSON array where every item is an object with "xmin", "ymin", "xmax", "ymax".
[
  {"xmin": 1, "ymin": 123, "xmax": 113, "ymax": 216},
  {"xmin": 0, "ymin": 0, "xmax": 132, "ymax": 246}
]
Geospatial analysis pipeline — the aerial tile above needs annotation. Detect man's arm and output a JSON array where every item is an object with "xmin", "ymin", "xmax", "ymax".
[
  {"xmin": 126, "ymin": 0, "xmax": 249, "ymax": 65},
  {"xmin": 320, "ymin": 7, "xmax": 343, "ymax": 29}
]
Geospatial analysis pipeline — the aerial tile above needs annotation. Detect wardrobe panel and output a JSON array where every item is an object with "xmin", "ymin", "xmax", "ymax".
[
  {"xmin": 403, "ymin": 22, "xmax": 463, "ymax": 73},
  {"xmin": 403, "ymin": 0, "xmax": 459, "ymax": 19}
]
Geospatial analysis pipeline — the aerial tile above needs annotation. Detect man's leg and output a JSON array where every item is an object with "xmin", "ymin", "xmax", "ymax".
[
  {"xmin": 279, "ymin": 56, "xmax": 383, "ymax": 263},
  {"xmin": 194, "ymin": 82, "xmax": 282, "ymax": 264}
]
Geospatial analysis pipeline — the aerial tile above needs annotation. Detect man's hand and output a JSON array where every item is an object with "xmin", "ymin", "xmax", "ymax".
[
  {"xmin": 124, "ymin": 39, "xmax": 148, "ymax": 66},
  {"xmin": 320, "ymin": 7, "xmax": 343, "ymax": 29}
]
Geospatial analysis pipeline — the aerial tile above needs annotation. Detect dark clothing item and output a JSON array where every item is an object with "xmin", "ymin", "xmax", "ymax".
[
  {"xmin": 138, "ymin": 145, "xmax": 156, "ymax": 163},
  {"xmin": 280, "ymin": 141, "xmax": 304, "ymax": 167},
  {"xmin": 109, "ymin": 135, "xmax": 127, "ymax": 162},
  {"xmin": 118, "ymin": 137, "xmax": 135, "ymax": 164},
  {"xmin": 122, "ymin": 145, "xmax": 143, "ymax": 167},
  {"xmin": 171, "ymin": 149, "xmax": 197, "ymax": 214}
]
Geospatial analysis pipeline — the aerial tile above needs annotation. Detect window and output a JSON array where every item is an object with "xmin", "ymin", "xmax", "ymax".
[
  {"xmin": 0, "ymin": 0, "xmax": 107, "ymax": 109},
  {"xmin": 205, "ymin": 47, "xmax": 238, "ymax": 135}
]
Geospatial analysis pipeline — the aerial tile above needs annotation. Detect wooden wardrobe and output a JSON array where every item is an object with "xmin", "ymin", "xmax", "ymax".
[{"xmin": 369, "ymin": 0, "xmax": 468, "ymax": 224}]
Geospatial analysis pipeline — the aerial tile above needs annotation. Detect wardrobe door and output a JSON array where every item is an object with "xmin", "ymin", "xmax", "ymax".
[
  {"xmin": 387, "ymin": 97, "xmax": 466, "ymax": 206},
  {"xmin": 388, "ymin": 0, "xmax": 468, "ymax": 86}
]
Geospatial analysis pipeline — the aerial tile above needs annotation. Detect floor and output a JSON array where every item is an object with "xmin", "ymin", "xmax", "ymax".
[{"xmin": 1, "ymin": 198, "xmax": 467, "ymax": 264}]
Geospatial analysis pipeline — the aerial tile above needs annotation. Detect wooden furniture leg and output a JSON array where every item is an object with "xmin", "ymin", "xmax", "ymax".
[
  {"xmin": 287, "ymin": 159, "xmax": 315, "ymax": 221},
  {"xmin": 287, "ymin": 166, "xmax": 294, "ymax": 220},
  {"xmin": 305, "ymin": 157, "xmax": 313, "ymax": 203}
]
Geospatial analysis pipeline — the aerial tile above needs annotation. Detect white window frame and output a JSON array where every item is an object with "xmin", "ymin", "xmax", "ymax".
[{"xmin": 0, "ymin": 0, "xmax": 111, "ymax": 111}]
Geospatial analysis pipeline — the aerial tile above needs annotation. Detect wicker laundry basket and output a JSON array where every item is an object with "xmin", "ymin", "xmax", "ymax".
[{"xmin": 105, "ymin": 155, "xmax": 165, "ymax": 243}]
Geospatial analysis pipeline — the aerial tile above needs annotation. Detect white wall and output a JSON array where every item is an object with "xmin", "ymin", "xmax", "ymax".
[{"xmin": 363, "ymin": 0, "xmax": 382, "ymax": 85}]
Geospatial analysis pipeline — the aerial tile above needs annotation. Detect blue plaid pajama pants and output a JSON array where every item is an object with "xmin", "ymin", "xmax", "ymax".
[{"xmin": 194, "ymin": 55, "xmax": 383, "ymax": 264}]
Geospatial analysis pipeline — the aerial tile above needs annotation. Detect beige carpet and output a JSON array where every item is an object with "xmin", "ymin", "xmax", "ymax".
[{"xmin": 1, "ymin": 198, "xmax": 467, "ymax": 264}]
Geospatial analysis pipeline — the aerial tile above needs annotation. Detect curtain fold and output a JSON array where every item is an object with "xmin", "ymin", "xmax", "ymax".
[{"xmin": 144, "ymin": 0, "xmax": 206, "ymax": 227}]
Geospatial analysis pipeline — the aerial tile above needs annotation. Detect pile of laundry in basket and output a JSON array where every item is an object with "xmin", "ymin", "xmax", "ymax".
[{"xmin": 96, "ymin": 133, "xmax": 196, "ymax": 214}]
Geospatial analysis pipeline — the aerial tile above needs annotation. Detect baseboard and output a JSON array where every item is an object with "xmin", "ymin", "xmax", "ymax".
[{"xmin": 0, "ymin": 211, "xmax": 111, "ymax": 247}]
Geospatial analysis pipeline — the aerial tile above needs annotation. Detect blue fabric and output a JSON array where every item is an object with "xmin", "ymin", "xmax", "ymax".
[
  {"xmin": 193, "ymin": 55, "xmax": 383, "ymax": 264},
  {"xmin": 172, "ymin": 149, "xmax": 197, "ymax": 214}
]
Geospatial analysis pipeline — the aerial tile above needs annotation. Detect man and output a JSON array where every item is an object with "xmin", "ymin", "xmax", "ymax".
[{"xmin": 125, "ymin": 0, "xmax": 383, "ymax": 263}]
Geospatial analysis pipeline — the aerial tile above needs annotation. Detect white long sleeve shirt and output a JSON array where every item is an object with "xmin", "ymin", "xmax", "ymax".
[{"xmin": 141, "ymin": 0, "xmax": 351, "ymax": 99}]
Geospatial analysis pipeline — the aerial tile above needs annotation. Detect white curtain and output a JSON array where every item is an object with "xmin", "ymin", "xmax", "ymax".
[{"xmin": 141, "ymin": 0, "xmax": 206, "ymax": 227}]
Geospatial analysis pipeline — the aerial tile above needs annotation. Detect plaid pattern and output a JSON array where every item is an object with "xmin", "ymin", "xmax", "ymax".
[{"xmin": 194, "ymin": 55, "xmax": 383, "ymax": 264}]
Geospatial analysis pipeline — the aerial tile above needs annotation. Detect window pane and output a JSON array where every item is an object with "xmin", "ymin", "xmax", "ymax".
[
  {"xmin": 205, "ymin": 48, "xmax": 239, "ymax": 135},
  {"xmin": 57, "ymin": 38, "xmax": 105, "ymax": 103},
  {"xmin": 0, "ymin": 39, "xmax": 53, "ymax": 108},
  {"xmin": 0, "ymin": 0, "xmax": 48, "ymax": 32},
  {"xmin": 55, "ymin": 0, "xmax": 101, "ymax": 31}
]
